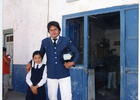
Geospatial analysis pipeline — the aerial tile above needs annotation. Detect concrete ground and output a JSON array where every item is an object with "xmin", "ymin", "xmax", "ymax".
[{"xmin": 4, "ymin": 90, "xmax": 26, "ymax": 100}]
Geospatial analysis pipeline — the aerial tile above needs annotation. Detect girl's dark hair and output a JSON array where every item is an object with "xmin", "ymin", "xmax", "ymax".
[
  {"xmin": 47, "ymin": 21, "xmax": 61, "ymax": 32},
  {"xmin": 32, "ymin": 51, "xmax": 43, "ymax": 59}
]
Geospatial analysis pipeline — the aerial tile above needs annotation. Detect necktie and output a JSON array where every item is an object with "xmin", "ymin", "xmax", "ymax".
[
  {"xmin": 53, "ymin": 39, "xmax": 57, "ymax": 46},
  {"xmin": 36, "ymin": 65, "xmax": 39, "ymax": 69}
]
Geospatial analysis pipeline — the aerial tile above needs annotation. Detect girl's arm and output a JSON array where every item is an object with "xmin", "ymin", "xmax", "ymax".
[{"xmin": 26, "ymin": 69, "xmax": 33, "ymax": 87}]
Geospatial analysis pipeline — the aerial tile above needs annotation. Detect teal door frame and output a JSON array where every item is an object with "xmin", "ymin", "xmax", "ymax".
[
  {"xmin": 120, "ymin": 6, "xmax": 138, "ymax": 100},
  {"xmin": 62, "ymin": 4, "xmax": 138, "ymax": 100},
  {"xmin": 62, "ymin": 15, "xmax": 89, "ymax": 100}
]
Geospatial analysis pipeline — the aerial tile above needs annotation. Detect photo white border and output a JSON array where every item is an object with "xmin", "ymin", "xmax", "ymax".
[
  {"xmin": 0, "ymin": 0, "xmax": 3, "ymax": 100},
  {"xmin": 0, "ymin": 1, "xmax": 139, "ymax": 100},
  {"xmin": 138, "ymin": 0, "xmax": 140, "ymax": 100}
]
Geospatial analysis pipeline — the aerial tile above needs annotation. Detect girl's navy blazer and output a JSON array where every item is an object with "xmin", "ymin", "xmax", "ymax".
[{"xmin": 40, "ymin": 36, "xmax": 79, "ymax": 79}]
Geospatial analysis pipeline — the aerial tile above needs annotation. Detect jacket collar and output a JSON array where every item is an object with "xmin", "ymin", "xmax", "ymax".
[{"xmin": 49, "ymin": 36, "xmax": 62, "ymax": 46}]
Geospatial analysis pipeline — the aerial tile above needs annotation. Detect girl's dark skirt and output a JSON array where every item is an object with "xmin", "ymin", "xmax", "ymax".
[{"xmin": 26, "ymin": 85, "xmax": 46, "ymax": 100}]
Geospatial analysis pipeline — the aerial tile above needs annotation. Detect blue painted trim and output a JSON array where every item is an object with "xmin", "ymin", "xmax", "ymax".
[
  {"xmin": 71, "ymin": 65, "xmax": 85, "ymax": 68},
  {"xmin": 83, "ymin": 15, "xmax": 88, "ymax": 100},
  {"xmin": 12, "ymin": 64, "xmax": 28, "ymax": 94},
  {"xmin": 62, "ymin": 17, "xmax": 66, "ymax": 37},
  {"xmin": 63, "ymin": 4, "xmax": 138, "ymax": 19},
  {"xmin": 125, "ymin": 65, "xmax": 138, "ymax": 68},
  {"xmin": 120, "ymin": 10, "xmax": 126, "ymax": 100},
  {"xmin": 76, "ymin": 65, "xmax": 84, "ymax": 67},
  {"xmin": 126, "ymin": 37, "xmax": 138, "ymax": 39},
  {"xmin": 120, "ymin": 5, "xmax": 139, "ymax": 100},
  {"xmin": 70, "ymin": 66, "xmax": 84, "ymax": 69},
  {"xmin": 62, "ymin": 4, "xmax": 139, "ymax": 100},
  {"xmin": 84, "ymin": 16, "xmax": 88, "ymax": 68},
  {"xmin": 125, "ymin": 68, "xmax": 138, "ymax": 72},
  {"xmin": 13, "ymin": 64, "xmax": 27, "ymax": 66}
]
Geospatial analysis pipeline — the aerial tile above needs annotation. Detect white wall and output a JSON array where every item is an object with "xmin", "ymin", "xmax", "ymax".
[
  {"xmin": 3, "ymin": 0, "xmax": 138, "ymax": 64},
  {"xmin": 105, "ymin": 29, "xmax": 120, "ymax": 56},
  {"xmin": 3, "ymin": 0, "xmax": 49, "ymax": 64},
  {"xmin": 49, "ymin": 0, "xmax": 138, "ymax": 29}
]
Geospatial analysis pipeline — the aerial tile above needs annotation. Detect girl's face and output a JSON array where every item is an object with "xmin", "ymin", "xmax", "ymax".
[{"xmin": 33, "ymin": 54, "xmax": 42, "ymax": 65}]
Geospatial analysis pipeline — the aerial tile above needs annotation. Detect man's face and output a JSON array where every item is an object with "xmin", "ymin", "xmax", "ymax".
[{"xmin": 49, "ymin": 25, "xmax": 60, "ymax": 39}]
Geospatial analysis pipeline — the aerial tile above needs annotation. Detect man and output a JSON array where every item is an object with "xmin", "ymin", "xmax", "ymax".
[
  {"xmin": 105, "ymin": 51, "xmax": 120, "ymax": 90},
  {"xmin": 26, "ymin": 21, "xmax": 79, "ymax": 100},
  {"xmin": 3, "ymin": 47, "xmax": 11, "ymax": 99}
]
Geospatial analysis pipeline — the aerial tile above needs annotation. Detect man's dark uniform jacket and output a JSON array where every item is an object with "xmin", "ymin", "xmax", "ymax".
[{"xmin": 40, "ymin": 36, "xmax": 79, "ymax": 79}]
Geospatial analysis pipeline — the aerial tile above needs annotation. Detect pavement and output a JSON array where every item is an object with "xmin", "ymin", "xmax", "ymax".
[{"xmin": 4, "ymin": 90, "xmax": 26, "ymax": 100}]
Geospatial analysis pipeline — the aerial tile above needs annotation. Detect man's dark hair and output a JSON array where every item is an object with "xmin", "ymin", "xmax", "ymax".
[
  {"xmin": 32, "ymin": 51, "xmax": 43, "ymax": 59},
  {"xmin": 47, "ymin": 21, "xmax": 61, "ymax": 32},
  {"xmin": 3, "ymin": 47, "xmax": 6, "ymax": 52}
]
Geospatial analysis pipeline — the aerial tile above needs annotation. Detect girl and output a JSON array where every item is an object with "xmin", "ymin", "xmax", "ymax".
[{"xmin": 26, "ymin": 51, "xmax": 47, "ymax": 100}]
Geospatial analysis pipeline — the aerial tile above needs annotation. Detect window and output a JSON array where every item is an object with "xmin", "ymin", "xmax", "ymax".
[{"xmin": 6, "ymin": 35, "xmax": 13, "ymax": 42}]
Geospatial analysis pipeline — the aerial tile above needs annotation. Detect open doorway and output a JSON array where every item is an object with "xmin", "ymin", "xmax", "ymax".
[
  {"xmin": 65, "ymin": 11, "xmax": 120, "ymax": 100},
  {"xmin": 63, "ymin": 4, "xmax": 138, "ymax": 100},
  {"xmin": 3, "ymin": 29, "xmax": 13, "ymax": 89},
  {"xmin": 88, "ymin": 12, "xmax": 120, "ymax": 100}
]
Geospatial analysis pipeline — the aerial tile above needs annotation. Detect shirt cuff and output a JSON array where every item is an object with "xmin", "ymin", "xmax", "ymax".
[{"xmin": 27, "ymin": 81, "xmax": 33, "ymax": 87}]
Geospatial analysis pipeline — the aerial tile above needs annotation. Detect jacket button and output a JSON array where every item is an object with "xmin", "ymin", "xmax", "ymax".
[
  {"xmin": 55, "ymin": 62, "xmax": 57, "ymax": 64},
  {"xmin": 55, "ymin": 52, "xmax": 57, "ymax": 54}
]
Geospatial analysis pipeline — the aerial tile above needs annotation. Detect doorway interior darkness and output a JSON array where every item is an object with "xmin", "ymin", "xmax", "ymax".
[
  {"xmin": 66, "ymin": 11, "xmax": 120, "ymax": 100},
  {"xmin": 88, "ymin": 12, "xmax": 120, "ymax": 100}
]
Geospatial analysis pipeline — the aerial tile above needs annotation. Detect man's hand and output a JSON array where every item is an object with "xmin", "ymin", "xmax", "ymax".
[
  {"xmin": 30, "ymin": 85, "xmax": 39, "ymax": 95},
  {"xmin": 26, "ymin": 63, "xmax": 31, "ymax": 73},
  {"xmin": 64, "ymin": 62, "xmax": 75, "ymax": 69},
  {"xmin": 3, "ymin": 56, "xmax": 10, "ymax": 64}
]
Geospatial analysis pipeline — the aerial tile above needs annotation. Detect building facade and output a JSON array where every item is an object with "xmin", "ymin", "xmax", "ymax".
[{"xmin": 3, "ymin": 0, "xmax": 139, "ymax": 100}]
